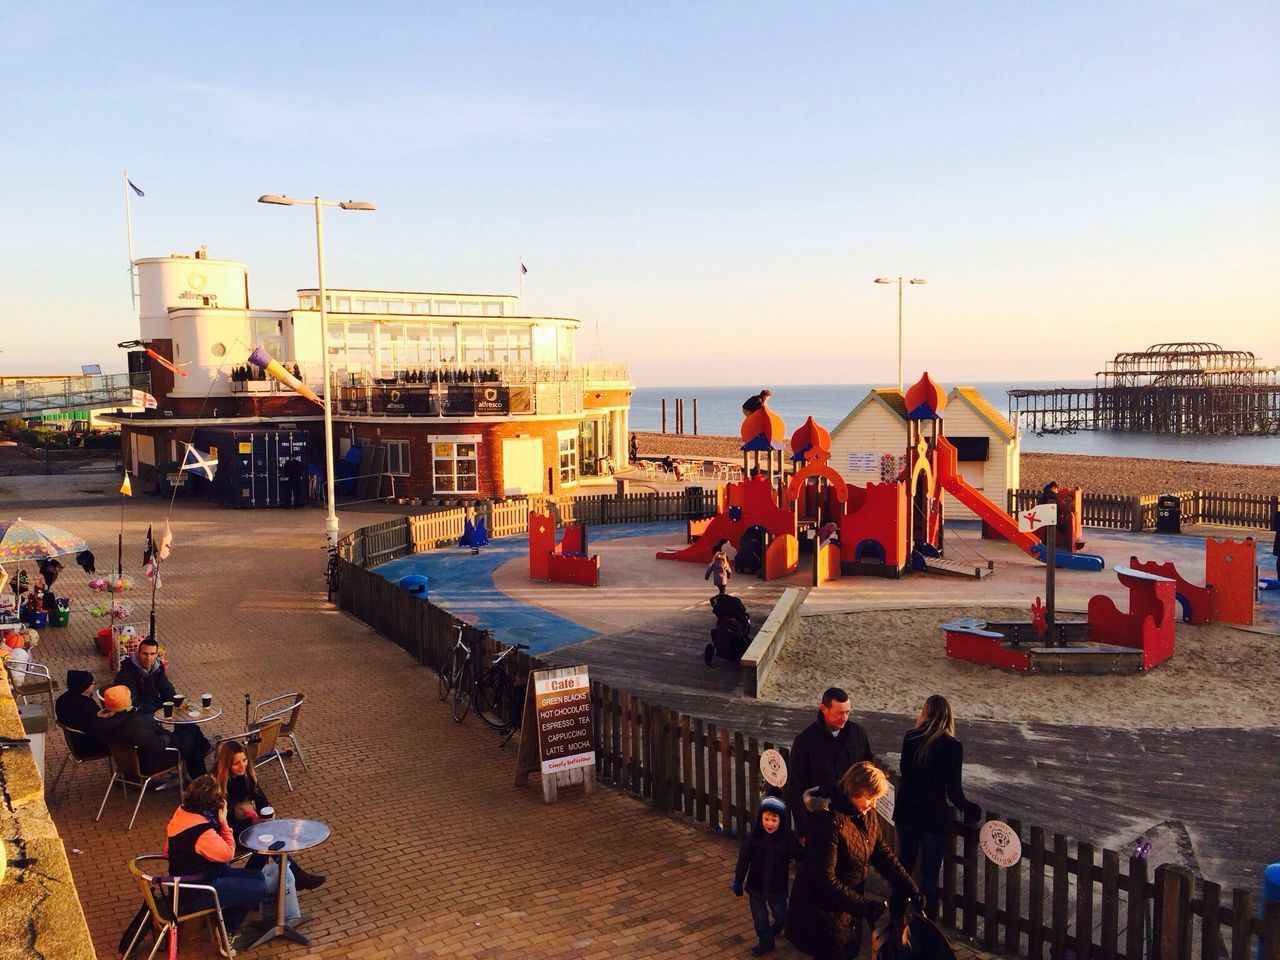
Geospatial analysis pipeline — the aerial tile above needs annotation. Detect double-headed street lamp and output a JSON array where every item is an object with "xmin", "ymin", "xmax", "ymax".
[
  {"xmin": 258, "ymin": 194, "xmax": 376, "ymax": 548},
  {"xmin": 874, "ymin": 276, "xmax": 927, "ymax": 393}
]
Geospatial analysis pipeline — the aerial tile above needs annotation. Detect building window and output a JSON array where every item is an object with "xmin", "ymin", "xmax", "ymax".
[
  {"xmin": 251, "ymin": 317, "xmax": 284, "ymax": 359},
  {"xmin": 558, "ymin": 431, "xmax": 578, "ymax": 484},
  {"xmin": 432, "ymin": 441, "xmax": 478, "ymax": 493},
  {"xmin": 384, "ymin": 440, "xmax": 411, "ymax": 477}
]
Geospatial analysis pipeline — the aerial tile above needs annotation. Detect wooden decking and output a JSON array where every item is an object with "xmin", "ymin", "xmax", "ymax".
[{"xmin": 545, "ymin": 586, "xmax": 1280, "ymax": 895}]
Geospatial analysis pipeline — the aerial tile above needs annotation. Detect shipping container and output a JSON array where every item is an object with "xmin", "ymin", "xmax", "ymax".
[{"xmin": 190, "ymin": 427, "xmax": 310, "ymax": 508}]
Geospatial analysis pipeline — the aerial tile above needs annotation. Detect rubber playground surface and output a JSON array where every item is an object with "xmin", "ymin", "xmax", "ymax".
[{"xmin": 374, "ymin": 518, "xmax": 1280, "ymax": 653}]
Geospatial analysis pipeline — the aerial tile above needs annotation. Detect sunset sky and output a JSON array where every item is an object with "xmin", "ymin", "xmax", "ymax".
[{"xmin": 1, "ymin": 2, "xmax": 1275, "ymax": 387}]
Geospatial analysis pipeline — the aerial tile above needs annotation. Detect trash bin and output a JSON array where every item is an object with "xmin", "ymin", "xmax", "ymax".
[
  {"xmin": 398, "ymin": 575, "xmax": 429, "ymax": 597},
  {"xmin": 19, "ymin": 704, "xmax": 47, "ymax": 784},
  {"xmin": 1156, "ymin": 494, "xmax": 1181, "ymax": 534}
]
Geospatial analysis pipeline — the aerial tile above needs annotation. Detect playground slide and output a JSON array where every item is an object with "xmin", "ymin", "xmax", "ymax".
[
  {"xmin": 935, "ymin": 439, "xmax": 1040, "ymax": 557},
  {"xmin": 1030, "ymin": 544, "xmax": 1106, "ymax": 572}
]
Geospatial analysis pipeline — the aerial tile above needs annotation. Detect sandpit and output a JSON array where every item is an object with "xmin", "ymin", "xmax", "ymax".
[{"xmin": 762, "ymin": 605, "xmax": 1279, "ymax": 730}]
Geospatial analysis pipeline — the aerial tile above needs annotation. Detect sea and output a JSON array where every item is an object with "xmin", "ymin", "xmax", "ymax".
[{"xmin": 631, "ymin": 382, "xmax": 1280, "ymax": 466}]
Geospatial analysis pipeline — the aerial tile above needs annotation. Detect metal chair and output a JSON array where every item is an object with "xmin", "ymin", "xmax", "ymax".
[
  {"xmin": 96, "ymin": 743, "xmax": 183, "ymax": 831},
  {"xmin": 641, "ymin": 461, "xmax": 657, "ymax": 480},
  {"xmin": 49, "ymin": 720, "xmax": 112, "ymax": 801},
  {"xmin": 4, "ymin": 659, "xmax": 59, "ymax": 718},
  {"xmin": 253, "ymin": 692, "xmax": 308, "ymax": 770},
  {"xmin": 122, "ymin": 854, "xmax": 236, "ymax": 960},
  {"xmin": 247, "ymin": 718, "xmax": 292, "ymax": 791}
]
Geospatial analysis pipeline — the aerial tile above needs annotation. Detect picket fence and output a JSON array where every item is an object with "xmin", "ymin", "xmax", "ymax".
[
  {"xmin": 335, "ymin": 510, "xmax": 1279, "ymax": 960},
  {"xmin": 1009, "ymin": 489, "xmax": 1278, "ymax": 533}
]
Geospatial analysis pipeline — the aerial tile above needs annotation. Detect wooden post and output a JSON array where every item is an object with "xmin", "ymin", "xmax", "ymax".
[
  {"xmin": 661, "ymin": 398, "xmax": 667, "ymax": 434},
  {"xmin": 1130, "ymin": 495, "xmax": 1145, "ymax": 533},
  {"xmin": 1152, "ymin": 864, "xmax": 1192, "ymax": 960},
  {"xmin": 692, "ymin": 398, "xmax": 698, "ymax": 435}
]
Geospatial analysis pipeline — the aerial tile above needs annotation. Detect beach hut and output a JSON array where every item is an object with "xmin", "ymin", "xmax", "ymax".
[{"xmin": 828, "ymin": 386, "xmax": 1020, "ymax": 521}]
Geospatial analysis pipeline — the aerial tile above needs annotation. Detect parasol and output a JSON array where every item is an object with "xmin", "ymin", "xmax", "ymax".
[{"xmin": 0, "ymin": 518, "xmax": 88, "ymax": 562}]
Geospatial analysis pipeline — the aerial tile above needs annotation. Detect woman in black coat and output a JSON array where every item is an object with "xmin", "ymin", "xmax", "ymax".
[
  {"xmin": 894, "ymin": 695, "xmax": 982, "ymax": 920},
  {"xmin": 788, "ymin": 762, "xmax": 920, "ymax": 959}
]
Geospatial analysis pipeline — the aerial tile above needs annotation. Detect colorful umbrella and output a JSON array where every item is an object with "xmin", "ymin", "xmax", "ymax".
[{"xmin": 0, "ymin": 518, "xmax": 88, "ymax": 563}]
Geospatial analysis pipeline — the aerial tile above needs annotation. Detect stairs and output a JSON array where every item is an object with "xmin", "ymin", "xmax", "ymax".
[{"xmin": 919, "ymin": 555, "xmax": 993, "ymax": 580}]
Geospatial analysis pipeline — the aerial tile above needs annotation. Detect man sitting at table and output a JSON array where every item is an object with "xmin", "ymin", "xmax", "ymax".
[
  {"xmin": 55, "ymin": 669, "xmax": 107, "ymax": 756},
  {"xmin": 95, "ymin": 685, "xmax": 209, "ymax": 780},
  {"xmin": 113, "ymin": 636, "xmax": 176, "ymax": 714}
]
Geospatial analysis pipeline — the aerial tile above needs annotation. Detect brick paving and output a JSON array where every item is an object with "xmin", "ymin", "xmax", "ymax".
[{"xmin": 17, "ymin": 474, "xmax": 1002, "ymax": 959}]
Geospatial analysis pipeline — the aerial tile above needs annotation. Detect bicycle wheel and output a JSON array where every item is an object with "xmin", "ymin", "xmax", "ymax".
[
  {"xmin": 438, "ymin": 647, "xmax": 464, "ymax": 702},
  {"xmin": 474, "ymin": 670, "xmax": 510, "ymax": 731},
  {"xmin": 451, "ymin": 662, "xmax": 472, "ymax": 722},
  {"xmin": 325, "ymin": 556, "xmax": 339, "ymax": 601}
]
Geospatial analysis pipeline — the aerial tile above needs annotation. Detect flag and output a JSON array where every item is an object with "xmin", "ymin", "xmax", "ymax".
[
  {"xmin": 120, "ymin": 471, "xmax": 133, "ymax": 497},
  {"xmin": 1017, "ymin": 503, "xmax": 1057, "ymax": 533},
  {"xmin": 180, "ymin": 444, "xmax": 218, "ymax": 481},
  {"xmin": 520, "ymin": 260, "xmax": 528, "ymax": 275},
  {"xmin": 142, "ymin": 524, "xmax": 154, "ymax": 566},
  {"xmin": 146, "ymin": 347, "xmax": 188, "ymax": 377},
  {"xmin": 159, "ymin": 521, "xmax": 172, "ymax": 561},
  {"xmin": 131, "ymin": 388, "xmax": 158, "ymax": 410},
  {"xmin": 128, "ymin": 179, "xmax": 145, "ymax": 197}
]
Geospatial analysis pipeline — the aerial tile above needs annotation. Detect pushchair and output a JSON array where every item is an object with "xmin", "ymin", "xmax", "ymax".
[{"xmin": 704, "ymin": 593, "xmax": 752, "ymax": 665}]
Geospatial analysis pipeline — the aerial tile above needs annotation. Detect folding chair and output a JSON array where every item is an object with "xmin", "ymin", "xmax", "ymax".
[
  {"xmin": 122, "ymin": 855, "xmax": 236, "ymax": 960},
  {"xmin": 247, "ymin": 718, "xmax": 292, "ymax": 791},
  {"xmin": 50, "ymin": 721, "xmax": 112, "ymax": 801},
  {"xmin": 4, "ymin": 659, "xmax": 59, "ymax": 719},
  {"xmin": 253, "ymin": 692, "xmax": 308, "ymax": 770},
  {"xmin": 96, "ymin": 743, "xmax": 183, "ymax": 831},
  {"xmin": 641, "ymin": 461, "xmax": 657, "ymax": 480}
]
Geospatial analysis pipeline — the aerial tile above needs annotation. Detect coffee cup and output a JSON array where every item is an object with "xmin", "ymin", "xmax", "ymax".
[
  {"xmin": 173, "ymin": 694, "xmax": 186, "ymax": 708},
  {"xmin": 162, "ymin": 701, "xmax": 174, "ymax": 718},
  {"xmin": 201, "ymin": 693, "xmax": 213, "ymax": 709},
  {"xmin": 259, "ymin": 806, "xmax": 274, "ymax": 820}
]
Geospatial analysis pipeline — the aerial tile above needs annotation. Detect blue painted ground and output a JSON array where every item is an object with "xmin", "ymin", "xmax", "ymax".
[{"xmin": 375, "ymin": 521, "xmax": 685, "ymax": 655}]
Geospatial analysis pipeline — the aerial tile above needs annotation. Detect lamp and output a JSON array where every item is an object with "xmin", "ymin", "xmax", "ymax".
[{"xmin": 874, "ymin": 276, "xmax": 927, "ymax": 392}]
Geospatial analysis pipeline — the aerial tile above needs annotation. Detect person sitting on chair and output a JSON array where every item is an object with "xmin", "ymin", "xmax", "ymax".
[
  {"xmin": 95, "ymin": 685, "xmax": 209, "ymax": 780},
  {"xmin": 113, "ymin": 636, "xmax": 176, "ymax": 714},
  {"xmin": 55, "ymin": 669, "xmax": 107, "ymax": 756}
]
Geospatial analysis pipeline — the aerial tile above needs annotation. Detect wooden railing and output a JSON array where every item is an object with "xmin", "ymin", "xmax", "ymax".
[
  {"xmin": 335, "ymin": 515, "xmax": 1279, "ymax": 960},
  {"xmin": 1010, "ymin": 488, "xmax": 1278, "ymax": 533}
]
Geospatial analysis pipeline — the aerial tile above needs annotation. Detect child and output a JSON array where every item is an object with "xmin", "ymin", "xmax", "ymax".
[
  {"xmin": 705, "ymin": 551, "xmax": 732, "ymax": 595},
  {"xmin": 733, "ymin": 794, "xmax": 798, "ymax": 956}
]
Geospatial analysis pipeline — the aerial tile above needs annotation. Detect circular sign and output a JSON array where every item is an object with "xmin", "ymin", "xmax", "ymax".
[
  {"xmin": 979, "ymin": 820, "xmax": 1022, "ymax": 867},
  {"xmin": 187, "ymin": 271, "xmax": 208, "ymax": 290},
  {"xmin": 760, "ymin": 749, "xmax": 788, "ymax": 787}
]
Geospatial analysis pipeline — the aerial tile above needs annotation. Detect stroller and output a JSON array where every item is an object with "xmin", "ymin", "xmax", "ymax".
[{"xmin": 704, "ymin": 593, "xmax": 752, "ymax": 665}]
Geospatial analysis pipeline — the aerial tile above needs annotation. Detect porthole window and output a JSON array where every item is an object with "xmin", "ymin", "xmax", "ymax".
[{"xmin": 211, "ymin": 342, "xmax": 227, "ymax": 357}]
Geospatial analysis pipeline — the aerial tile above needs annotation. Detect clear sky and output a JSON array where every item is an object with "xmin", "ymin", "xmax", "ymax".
[{"xmin": 1, "ymin": 2, "xmax": 1276, "ymax": 387}]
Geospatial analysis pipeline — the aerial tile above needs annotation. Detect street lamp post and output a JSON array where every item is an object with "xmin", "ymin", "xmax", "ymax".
[
  {"xmin": 259, "ymin": 195, "xmax": 376, "ymax": 547},
  {"xmin": 874, "ymin": 276, "xmax": 928, "ymax": 392}
]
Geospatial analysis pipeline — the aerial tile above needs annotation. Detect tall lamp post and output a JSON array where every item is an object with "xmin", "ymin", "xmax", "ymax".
[
  {"xmin": 258, "ymin": 194, "xmax": 376, "ymax": 547},
  {"xmin": 874, "ymin": 276, "xmax": 927, "ymax": 392}
]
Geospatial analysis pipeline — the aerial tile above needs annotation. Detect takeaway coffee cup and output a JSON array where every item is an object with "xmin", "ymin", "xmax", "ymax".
[
  {"xmin": 260, "ymin": 806, "xmax": 274, "ymax": 820},
  {"xmin": 201, "ymin": 693, "xmax": 213, "ymax": 709},
  {"xmin": 173, "ymin": 694, "xmax": 186, "ymax": 708},
  {"xmin": 162, "ymin": 701, "xmax": 174, "ymax": 718}
]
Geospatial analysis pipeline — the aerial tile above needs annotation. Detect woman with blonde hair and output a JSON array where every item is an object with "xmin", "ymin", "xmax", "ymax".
[
  {"xmin": 787, "ymin": 762, "xmax": 921, "ymax": 958},
  {"xmin": 894, "ymin": 694, "xmax": 983, "ymax": 920}
]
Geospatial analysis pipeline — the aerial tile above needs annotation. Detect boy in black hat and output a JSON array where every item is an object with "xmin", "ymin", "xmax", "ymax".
[{"xmin": 734, "ymin": 792, "xmax": 800, "ymax": 955}]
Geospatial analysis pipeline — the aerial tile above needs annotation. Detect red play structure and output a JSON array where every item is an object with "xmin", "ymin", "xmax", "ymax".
[
  {"xmin": 1129, "ymin": 536, "xmax": 1257, "ymax": 626},
  {"xmin": 1086, "ymin": 566, "xmax": 1176, "ymax": 669},
  {"xmin": 528, "ymin": 512, "xmax": 599, "ymax": 587},
  {"xmin": 657, "ymin": 372, "xmax": 1051, "ymax": 583}
]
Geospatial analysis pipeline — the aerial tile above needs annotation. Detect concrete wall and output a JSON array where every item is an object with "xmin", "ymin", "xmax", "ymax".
[
  {"xmin": 740, "ymin": 587, "xmax": 808, "ymax": 698},
  {"xmin": 0, "ymin": 688, "xmax": 94, "ymax": 959}
]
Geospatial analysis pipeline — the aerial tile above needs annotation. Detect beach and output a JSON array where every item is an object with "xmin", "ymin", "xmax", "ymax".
[
  {"xmin": 762, "ymin": 606, "xmax": 1279, "ymax": 730},
  {"xmin": 633, "ymin": 431, "xmax": 1280, "ymax": 496}
]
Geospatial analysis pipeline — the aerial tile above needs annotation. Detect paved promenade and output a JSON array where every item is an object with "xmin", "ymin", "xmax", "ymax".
[{"xmin": 13, "ymin": 474, "xmax": 1000, "ymax": 960}]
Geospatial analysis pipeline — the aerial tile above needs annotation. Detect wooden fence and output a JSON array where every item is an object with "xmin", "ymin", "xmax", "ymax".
[
  {"xmin": 336, "ymin": 514, "xmax": 1279, "ymax": 960},
  {"xmin": 1010, "ymin": 488, "xmax": 1278, "ymax": 533}
]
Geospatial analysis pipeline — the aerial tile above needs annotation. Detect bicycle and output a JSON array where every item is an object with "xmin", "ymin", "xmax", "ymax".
[
  {"xmin": 437, "ymin": 623, "xmax": 474, "ymax": 722},
  {"xmin": 324, "ymin": 546, "xmax": 340, "ymax": 601},
  {"xmin": 473, "ymin": 639, "xmax": 529, "ymax": 737}
]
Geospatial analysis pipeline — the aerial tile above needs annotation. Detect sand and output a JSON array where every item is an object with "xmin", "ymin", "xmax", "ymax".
[{"xmin": 761, "ymin": 605, "xmax": 1280, "ymax": 730}]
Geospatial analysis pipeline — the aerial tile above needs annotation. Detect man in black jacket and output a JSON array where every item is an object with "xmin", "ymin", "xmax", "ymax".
[
  {"xmin": 113, "ymin": 637, "xmax": 176, "ymax": 714},
  {"xmin": 787, "ymin": 687, "xmax": 875, "ymax": 840}
]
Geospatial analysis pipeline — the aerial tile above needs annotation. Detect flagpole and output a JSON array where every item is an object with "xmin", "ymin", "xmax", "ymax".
[
  {"xmin": 123, "ymin": 171, "xmax": 138, "ymax": 308},
  {"xmin": 518, "ymin": 256, "xmax": 524, "ymax": 314}
]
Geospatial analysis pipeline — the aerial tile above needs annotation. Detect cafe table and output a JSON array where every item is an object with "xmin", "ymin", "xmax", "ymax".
[
  {"xmin": 152, "ymin": 703, "xmax": 223, "ymax": 725},
  {"xmin": 240, "ymin": 818, "xmax": 331, "ymax": 947}
]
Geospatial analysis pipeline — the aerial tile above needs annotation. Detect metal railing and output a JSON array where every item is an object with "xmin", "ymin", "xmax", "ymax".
[{"xmin": 0, "ymin": 372, "xmax": 150, "ymax": 418}]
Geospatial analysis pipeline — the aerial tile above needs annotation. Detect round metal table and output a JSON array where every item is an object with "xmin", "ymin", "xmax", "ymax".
[
  {"xmin": 152, "ymin": 704, "xmax": 222, "ymax": 725},
  {"xmin": 239, "ymin": 818, "xmax": 331, "ymax": 948}
]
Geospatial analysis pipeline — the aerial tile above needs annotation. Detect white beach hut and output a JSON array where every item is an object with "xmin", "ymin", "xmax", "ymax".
[{"xmin": 828, "ymin": 386, "xmax": 1020, "ymax": 520}]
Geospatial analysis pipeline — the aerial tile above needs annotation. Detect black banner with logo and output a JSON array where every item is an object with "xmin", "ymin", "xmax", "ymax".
[{"xmin": 445, "ymin": 384, "xmax": 509, "ymax": 416}]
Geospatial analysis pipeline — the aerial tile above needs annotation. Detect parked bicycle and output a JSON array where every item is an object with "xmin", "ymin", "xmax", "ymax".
[
  {"xmin": 325, "ymin": 545, "xmax": 340, "ymax": 601},
  {"xmin": 437, "ymin": 623, "xmax": 474, "ymax": 722},
  {"xmin": 473, "ymin": 640, "xmax": 529, "ymax": 736}
]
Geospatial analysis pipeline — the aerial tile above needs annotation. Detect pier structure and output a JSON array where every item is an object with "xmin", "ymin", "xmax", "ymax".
[{"xmin": 1009, "ymin": 341, "xmax": 1280, "ymax": 435}]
